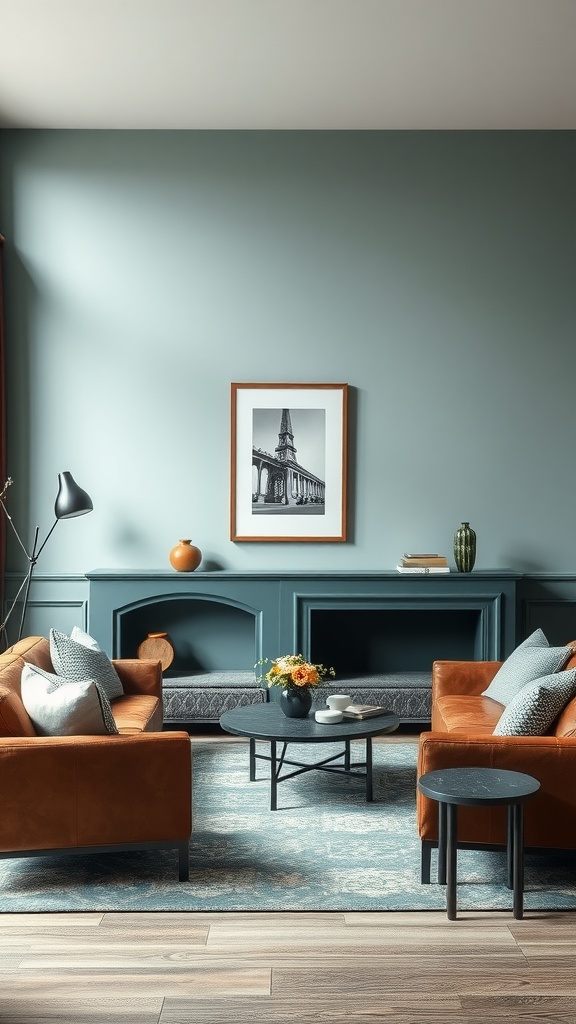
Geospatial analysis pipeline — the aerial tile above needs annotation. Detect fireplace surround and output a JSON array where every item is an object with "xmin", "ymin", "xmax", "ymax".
[{"xmin": 86, "ymin": 569, "xmax": 520, "ymax": 724}]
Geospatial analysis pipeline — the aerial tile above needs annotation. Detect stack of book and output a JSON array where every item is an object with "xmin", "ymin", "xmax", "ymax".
[
  {"xmin": 342, "ymin": 704, "xmax": 389, "ymax": 719},
  {"xmin": 396, "ymin": 553, "xmax": 450, "ymax": 574}
]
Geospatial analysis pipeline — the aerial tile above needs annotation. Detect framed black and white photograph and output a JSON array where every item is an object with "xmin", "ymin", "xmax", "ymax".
[{"xmin": 230, "ymin": 383, "xmax": 348, "ymax": 542}]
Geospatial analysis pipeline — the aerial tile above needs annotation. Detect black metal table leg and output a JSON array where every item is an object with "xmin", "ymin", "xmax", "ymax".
[
  {"xmin": 270, "ymin": 740, "xmax": 277, "ymax": 811},
  {"xmin": 249, "ymin": 738, "xmax": 256, "ymax": 782},
  {"xmin": 506, "ymin": 802, "xmax": 514, "ymax": 889},
  {"xmin": 446, "ymin": 803, "xmax": 458, "ymax": 921},
  {"xmin": 438, "ymin": 800, "xmax": 447, "ymax": 886},
  {"xmin": 512, "ymin": 803, "xmax": 524, "ymax": 920},
  {"xmin": 344, "ymin": 739, "xmax": 351, "ymax": 772},
  {"xmin": 365, "ymin": 736, "xmax": 373, "ymax": 801}
]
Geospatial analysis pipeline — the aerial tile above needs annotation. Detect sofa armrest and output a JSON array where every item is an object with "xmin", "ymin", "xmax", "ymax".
[
  {"xmin": 112, "ymin": 658, "xmax": 162, "ymax": 699},
  {"xmin": 0, "ymin": 731, "xmax": 191, "ymax": 853},
  {"xmin": 432, "ymin": 660, "xmax": 502, "ymax": 701}
]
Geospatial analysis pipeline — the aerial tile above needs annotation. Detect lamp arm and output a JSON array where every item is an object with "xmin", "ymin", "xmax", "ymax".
[
  {"xmin": 0, "ymin": 520, "xmax": 58, "ymax": 646},
  {"xmin": 34, "ymin": 518, "xmax": 59, "ymax": 561},
  {"xmin": 0, "ymin": 572, "xmax": 31, "ymax": 635},
  {"xmin": 0, "ymin": 498, "xmax": 32, "ymax": 561},
  {"xmin": 17, "ymin": 538, "xmax": 39, "ymax": 642}
]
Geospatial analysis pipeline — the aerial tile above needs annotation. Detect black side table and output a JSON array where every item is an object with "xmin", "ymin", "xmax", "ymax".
[{"xmin": 417, "ymin": 767, "xmax": 540, "ymax": 920}]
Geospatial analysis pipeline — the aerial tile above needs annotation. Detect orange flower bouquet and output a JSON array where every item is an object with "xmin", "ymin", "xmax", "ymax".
[{"xmin": 256, "ymin": 654, "xmax": 335, "ymax": 693}]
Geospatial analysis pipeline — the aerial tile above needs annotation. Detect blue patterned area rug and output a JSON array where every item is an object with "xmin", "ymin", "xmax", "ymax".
[{"xmin": 2, "ymin": 740, "xmax": 576, "ymax": 913}]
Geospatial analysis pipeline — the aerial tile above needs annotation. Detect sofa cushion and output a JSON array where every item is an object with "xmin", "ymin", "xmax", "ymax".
[
  {"xmin": 111, "ymin": 694, "xmax": 163, "ymax": 734},
  {"xmin": 481, "ymin": 629, "xmax": 574, "ymax": 707},
  {"xmin": 493, "ymin": 669, "xmax": 576, "ymax": 736},
  {"xmin": 50, "ymin": 628, "xmax": 124, "ymax": 701},
  {"xmin": 21, "ymin": 664, "xmax": 119, "ymax": 736},
  {"xmin": 433, "ymin": 694, "xmax": 503, "ymax": 734}
]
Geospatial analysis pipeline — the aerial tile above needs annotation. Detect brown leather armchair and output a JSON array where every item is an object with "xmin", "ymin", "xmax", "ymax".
[{"xmin": 0, "ymin": 637, "xmax": 192, "ymax": 879}]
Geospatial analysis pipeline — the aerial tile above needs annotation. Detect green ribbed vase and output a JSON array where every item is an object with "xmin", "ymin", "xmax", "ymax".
[{"xmin": 454, "ymin": 521, "xmax": 476, "ymax": 573}]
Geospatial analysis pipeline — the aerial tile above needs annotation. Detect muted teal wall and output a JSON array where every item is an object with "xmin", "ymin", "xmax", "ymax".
[{"xmin": 0, "ymin": 130, "xmax": 574, "ymax": 574}]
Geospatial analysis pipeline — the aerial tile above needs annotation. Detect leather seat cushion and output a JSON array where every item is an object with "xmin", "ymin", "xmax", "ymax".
[{"xmin": 433, "ymin": 694, "xmax": 504, "ymax": 734}]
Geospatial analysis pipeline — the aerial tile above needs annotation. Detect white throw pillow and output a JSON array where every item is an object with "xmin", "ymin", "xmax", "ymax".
[
  {"xmin": 482, "ymin": 629, "xmax": 573, "ymax": 707},
  {"xmin": 50, "ymin": 628, "xmax": 124, "ymax": 701},
  {"xmin": 21, "ymin": 664, "xmax": 119, "ymax": 736},
  {"xmin": 493, "ymin": 669, "xmax": 576, "ymax": 736}
]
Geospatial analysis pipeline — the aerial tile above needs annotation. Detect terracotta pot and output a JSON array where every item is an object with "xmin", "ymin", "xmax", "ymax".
[
  {"xmin": 169, "ymin": 539, "xmax": 202, "ymax": 572},
  {"xmin": 137, "ymin": 632, "xmax": 175, "ymax": 671}
]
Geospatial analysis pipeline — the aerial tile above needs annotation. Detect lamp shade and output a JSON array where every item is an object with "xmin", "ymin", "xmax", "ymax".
[{"xmin": 54, "ymin": 472, "xmax": 93, "ymax": 519}]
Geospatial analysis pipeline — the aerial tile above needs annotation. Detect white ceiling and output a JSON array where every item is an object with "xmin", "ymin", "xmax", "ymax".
[{"xmin": 1, "ymin": 0, "xmax": 576, "ymax": 130}]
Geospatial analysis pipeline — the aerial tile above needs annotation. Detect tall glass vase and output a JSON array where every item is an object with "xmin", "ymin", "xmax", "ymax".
[{"xmin": 454, "ymin": 521, "xmax": 476, "ymax": 573}]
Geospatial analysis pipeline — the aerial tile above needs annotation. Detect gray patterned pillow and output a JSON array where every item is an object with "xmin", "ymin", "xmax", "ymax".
[
  {"xmin": 482, "ymin": 629, "xmax": 573, "ymax": 707},
  {"xmin": 50, "ymin": 628, "xmax": 124, "ymax": 701},
  {"xmin": 493, "ymin": 669, "xmax": 576, "ymax": 736},
  {"xmin": 21, "ymin": 663, "xmax": 119, "ymax": 736}
]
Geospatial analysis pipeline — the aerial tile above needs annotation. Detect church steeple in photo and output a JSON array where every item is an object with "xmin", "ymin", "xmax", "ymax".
[{"xmin": 274, "ymin": 408, "xmax": 298, "ymax": 463}]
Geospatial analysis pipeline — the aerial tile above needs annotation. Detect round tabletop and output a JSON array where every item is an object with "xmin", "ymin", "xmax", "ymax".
[
  {"xmin": 417, "ymin": 767, "xmax": 540, "ymax": 807},
  {"xmin": 220, "ymin": 701, "xmax": 400, "ymax": 743}
]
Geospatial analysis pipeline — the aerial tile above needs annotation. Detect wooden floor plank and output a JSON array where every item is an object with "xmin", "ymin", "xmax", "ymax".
[
  {"xmin": 0, "ymin": 999, "xmax": 162, "ymax": 1023},
  {"xmin": 270, "ymin": 959, "xmax": 576, "ymax": 996},
  {"xmin": 203, "ymin": 922, "xmax": 519, "ymax": 952},
  {"xmin": 0, "ymin": 928, "xmax": 209, "ymax": 946},
  {"xmin": 0, "ymin": 915, "xmax": 104, "ymax": 928},
  {"xmin": 0, "ymin": 969, "xmax": 271, "ymax": 999},
  {"xmin": 159, "ymin": 995, "xmax": 465, "ymax": 1024}
]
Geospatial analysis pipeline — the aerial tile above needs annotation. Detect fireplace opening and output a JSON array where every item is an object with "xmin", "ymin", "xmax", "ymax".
[
  {"xmin": 118, "ymin": 598, "xmax": 257, "ymax": 673},
  {"xmin": 310, "ymin": 608, "xmax": 484, "ymax": 677}
]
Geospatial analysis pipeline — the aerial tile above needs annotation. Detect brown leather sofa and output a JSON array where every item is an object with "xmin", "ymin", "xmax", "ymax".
[
  {"xmin": 0, "ymin": 636, "xmax": 192, "ymax": 879},
  {"xmin": 417, "ymin": 644, "xmax": 576, "ymax": 877}
]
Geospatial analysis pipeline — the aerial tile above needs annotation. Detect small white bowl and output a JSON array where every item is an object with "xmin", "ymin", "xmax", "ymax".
[
  {"xmin": 315, "ymin": 709, "xmax": 344, "ymax": 724},
  {"xmin": 326, "ymin": 694, "xmax": 352, "ymax": 712}
]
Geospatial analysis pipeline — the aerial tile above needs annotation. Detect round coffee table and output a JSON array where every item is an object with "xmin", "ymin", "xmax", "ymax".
[
  {"xmin": 220, "ymin": 702, "xmax": 400, "ymax": 810},
  {"xmin": 418, "ymin": 767, "xmax": 540, "ymax": 920}
]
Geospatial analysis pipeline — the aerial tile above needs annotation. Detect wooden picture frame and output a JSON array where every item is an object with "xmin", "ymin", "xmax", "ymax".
[{"xmin": 230, "ymin": 382, "xmax": 348, "ymax": 542}]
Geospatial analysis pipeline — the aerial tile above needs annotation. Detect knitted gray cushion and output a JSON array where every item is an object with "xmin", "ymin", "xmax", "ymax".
[
  {"xmin": 21, "ymin": 663, "xmax": 119, "ymax": 736},
  {"xmin": 50, "ymin": 628, "xmax": 124, "ymax": 701},
  {"xmin": 493, "ymin": 669, "xmax": 576, "ymax": 736},
  {"xmin": 482, "ymin": 629, "xmax": 573, "ymax": 707}
]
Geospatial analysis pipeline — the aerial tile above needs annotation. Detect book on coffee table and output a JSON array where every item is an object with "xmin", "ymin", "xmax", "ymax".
[{"xmin": 342, "ymin": 704, "xmax": 389, "ymax": 720}]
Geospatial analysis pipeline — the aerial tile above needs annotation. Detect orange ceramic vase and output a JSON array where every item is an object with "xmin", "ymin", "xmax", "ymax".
[{"xmin": 169, "ymin": 539, "xmax": 202, "ymax": 572}]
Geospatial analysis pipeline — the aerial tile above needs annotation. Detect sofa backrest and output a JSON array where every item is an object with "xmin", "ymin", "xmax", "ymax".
[
  {"xmin": 7, "ymin": 636, "xmax": 53, "ymax": 671},
  {"xmin": 0, "ymin": 636, "xmax": 54, "ymax": 738},
  {"xmin": 0, "ymin": 653, "xmax": 37, "ymax": 736}
]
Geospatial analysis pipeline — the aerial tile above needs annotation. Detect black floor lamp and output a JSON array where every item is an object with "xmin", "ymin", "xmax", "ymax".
[{"xmin": 0, "ymin": 472, "xmax": 93, "ymax": 646}]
